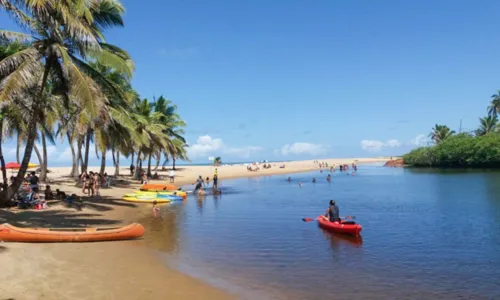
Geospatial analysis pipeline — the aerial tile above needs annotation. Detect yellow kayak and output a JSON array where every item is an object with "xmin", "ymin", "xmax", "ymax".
[
  {"xmin": 132, "ymin": 190, "xmax": 187, "ymax": 198},
  {"xmin": 122, "ymin": 196, "xmax": 171, "ymax": 203}
]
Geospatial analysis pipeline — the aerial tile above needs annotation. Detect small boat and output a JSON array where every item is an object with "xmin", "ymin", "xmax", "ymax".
[
  {"xmin": 0, "ymin": 223, "xmax": 145, "ymax": 243},
  {"xmin": 133, "ymin": 190, "xmax": 187, "ymax": 198},
  {"xmin": 122, "ymin": 196, "xmax": 171, "ymax": 203},
  {"xmin": 156, "ymin": 194, "xmax": 183, "ymax": 201},
  {"xmin": 317, "ymin": 216, "xmax": 362, "ymax": 236},
  {"xmin": 140, "ymin": 183, "xmax": 178, "ymax": 192}
]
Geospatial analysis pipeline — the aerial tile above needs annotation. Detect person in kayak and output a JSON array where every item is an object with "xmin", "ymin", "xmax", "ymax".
[{"xmin": 325, "ymin": 200, "xmax": 341, "ymax": 222}]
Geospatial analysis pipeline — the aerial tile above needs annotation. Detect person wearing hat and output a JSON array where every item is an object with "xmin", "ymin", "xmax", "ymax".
[{"xmin": 325, "ymin": 200, "xmax": 340, "ymax": 223}]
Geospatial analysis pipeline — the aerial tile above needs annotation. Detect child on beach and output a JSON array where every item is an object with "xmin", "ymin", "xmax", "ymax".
[{"xmin": 152, "ymin": 200, "xmax": 160, "ymax": 215}]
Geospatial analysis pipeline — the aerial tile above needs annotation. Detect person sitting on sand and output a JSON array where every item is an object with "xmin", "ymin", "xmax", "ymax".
[
  {"xmin": 325, "ymin": 200, "xmax": 340, "ymax": 223},
  {"xmin": 44, "ymin": 185, "xmax": 54, "ymax": 200}
]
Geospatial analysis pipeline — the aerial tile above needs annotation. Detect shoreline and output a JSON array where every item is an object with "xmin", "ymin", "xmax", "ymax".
[{"xmin": 0, "ymin": 157, "xmax": 388, "ymax": 299}]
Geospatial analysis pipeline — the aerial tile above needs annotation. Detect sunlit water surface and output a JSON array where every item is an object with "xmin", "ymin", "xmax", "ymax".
[{"xmin": 139, "ymin": 164, "xmax": 500, "ymax": 299}]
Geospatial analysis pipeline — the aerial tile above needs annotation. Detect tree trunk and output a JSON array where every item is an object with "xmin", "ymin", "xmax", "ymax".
[
  {"xmin": 131, "ymin": 152, "xmax": 135, "ymax": 167},
  {"xmin": 111, "ymin": 148, "xmax": 116, "ymax": 167},
  {"xmin": 99, "ymin": 150, "xmax": 106, "ymax": 175},
  {"xmin": 39, "ymin": 130, "xmax": 48, "ymax": 182},
  {"xmin": 134, "ymin": 151, "xmax": 141, "ymax": 180},
  {"xmin": 147, "ymin": 153, "xmax": 152, "ymax": 177},
  {"xmin": 114, "ymin": 150, "xmax": 120, "ymax": 176},
  {"xmin": 68, "ymin": 132, "xmax": 77, "ymax": 177},
  {"xmin": 0, "ymin": 119, "xmax": 7, "ymax": 187},
  {"xmin": 77, "ymin": 137, "xmax": 83, "ymax": 175},
  {"xmin": 83, "ymin": 129, "xmax": 91, "ymax": 173},
  {"xmin": 153, "ymin": 154, "xmax": 161, "ymax": 171},
  {"xmin": 16, "ymin": 136, "xmax": 21, "ymax": 164},
  {"xmin": 33, "ymin": 144, "xmax": 42, "ymax": 171},
  {"xmin": 173, "ymin": 157, "xmax": 176, "ymax": 170},
  {"xmin": 0, "ymin": 64, "xmax": 50, "ymax": 205}
]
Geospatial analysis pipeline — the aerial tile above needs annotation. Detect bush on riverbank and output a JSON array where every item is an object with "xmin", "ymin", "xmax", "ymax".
[{"xmin": 403, "ymin": 133, "xmax": 500, "ymax": 167}]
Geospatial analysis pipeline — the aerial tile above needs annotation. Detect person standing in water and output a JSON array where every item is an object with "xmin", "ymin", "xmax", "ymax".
[
  {"xmin": 213, "ymin": 174, "xmax": 218, "ymax": 190},
  {"xmin": 193, "ymin": 175, "xmax": 204, "ymax": 193},
  {"xmin": 325, "ymin": 200, "xmax": 340, "ymax": 222},
  {"xmin": 327, "ymin": 174, "xmax": 331, "ymax": 182}
]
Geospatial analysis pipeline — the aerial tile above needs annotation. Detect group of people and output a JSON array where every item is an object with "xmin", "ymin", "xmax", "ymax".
[
  {"xmin": 80, "ymin": 171, "xmax": 108, "ymax": 196},
  {"xmin": 193, "ymin": 169, "xmax": 220, "ymax": 196}
]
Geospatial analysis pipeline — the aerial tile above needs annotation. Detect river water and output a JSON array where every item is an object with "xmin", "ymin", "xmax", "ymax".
[{"xmin": 139, "ymin": 164, "xmax": 500, "ymax": 299}]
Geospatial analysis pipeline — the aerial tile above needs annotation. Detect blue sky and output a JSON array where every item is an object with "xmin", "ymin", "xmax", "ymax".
[{"xmin": 2, "ymin": 0, "xmax": 500, "ymax": 165}]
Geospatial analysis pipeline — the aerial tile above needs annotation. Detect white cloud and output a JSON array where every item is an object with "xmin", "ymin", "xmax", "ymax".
[
  {"xmin": 360, "ymin": 139, "xmax": 402, "ymax": 152},
  {"xmin": 187, "ymin": 135, "xmax": 263, "ymax": 159},
  {"xmin": 276, "ymin": 142, "xmax": 329, "ymax": 156},
  {"xmin": 410, "ymin": 134, "xmax": 429, "ymax": 146}
]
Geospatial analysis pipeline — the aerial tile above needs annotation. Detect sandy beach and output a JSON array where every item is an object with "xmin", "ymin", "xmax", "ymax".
[{"xmin": 0, "ymin": 157, "xmax": 388, "ymax": 299}]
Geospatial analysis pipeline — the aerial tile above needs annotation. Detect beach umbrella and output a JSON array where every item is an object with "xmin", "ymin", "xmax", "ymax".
[{"xmin": 2, "ymin": 162, "xmax": 21, "ymax": 170}]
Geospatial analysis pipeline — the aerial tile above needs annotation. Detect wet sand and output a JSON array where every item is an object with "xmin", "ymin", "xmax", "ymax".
[{"xmin": 0, "ymin": 157, "xmax": 388, "ymax": 299}]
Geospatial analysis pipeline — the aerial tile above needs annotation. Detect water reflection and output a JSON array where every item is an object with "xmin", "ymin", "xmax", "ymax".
[
  {"xmin": 138, "ymin": 204, "xmax": 182, "ymax": 254},
  {"xmin": 320, "ymin": 228, "xmax": 363, "ymax": 248}
]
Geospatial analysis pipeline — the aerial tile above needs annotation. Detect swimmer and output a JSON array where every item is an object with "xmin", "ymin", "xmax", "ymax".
[
  {"xmin": 298, "ymin": 181, "xmax": 302, "ymax": 188},
  {"xmin": 312, "ymin": 178, "xmax": 316, "ymax": 183}
]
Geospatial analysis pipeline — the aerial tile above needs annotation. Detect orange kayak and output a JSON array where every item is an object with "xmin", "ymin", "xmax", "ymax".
[
  {"xmin": 0, "ymin": 223, "xmax": 145, "ymax": 243},
  {"xmin": 140, "ymin": 183, "xmax": 178, "ymax": 191}
]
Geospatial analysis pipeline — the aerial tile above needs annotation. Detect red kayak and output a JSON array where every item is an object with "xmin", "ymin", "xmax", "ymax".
[{"xmin": 317, "ymin": 216, "xmax": 362, "ymax": 236}]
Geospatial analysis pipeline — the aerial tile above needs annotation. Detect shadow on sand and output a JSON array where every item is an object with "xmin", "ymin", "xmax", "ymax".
[{"xmin": 0, "ymin": 196, "xmax": 138, "ymax": 228}]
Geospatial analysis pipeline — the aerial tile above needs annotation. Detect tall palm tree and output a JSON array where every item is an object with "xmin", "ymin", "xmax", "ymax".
[
  {"xmin": 0, "ymin": 0, "xmax": 133, "ymax": 203},
  {"xmin": 476, "ymin": 115, "xmax": 498, "ymax": 136},
  {"xmin": 488, "ymin": 91, "xmax": 500, "ymax": 118},
  {"xmin": 428, "ymin": 124, "xmax": 455, "ymax": 144}
]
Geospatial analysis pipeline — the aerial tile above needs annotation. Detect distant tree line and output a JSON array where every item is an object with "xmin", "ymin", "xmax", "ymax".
[{"xmin": 403, "ymin": 92, "xmax": 500, "ymax": 167}]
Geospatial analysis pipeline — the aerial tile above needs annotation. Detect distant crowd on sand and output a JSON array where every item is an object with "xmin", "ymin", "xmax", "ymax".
[
  {"xmin": 0, "ymin": 171, "xmax": 77, "ymax": 210},
  {"xmin": 247, "ymin": 161, "xmax": 286, "ymax": 172}
]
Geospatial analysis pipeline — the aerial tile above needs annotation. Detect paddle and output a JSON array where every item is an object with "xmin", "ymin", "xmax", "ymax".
[{"xmin": 302, "ymin": 216, "xmax": 356, "ymax": 222}]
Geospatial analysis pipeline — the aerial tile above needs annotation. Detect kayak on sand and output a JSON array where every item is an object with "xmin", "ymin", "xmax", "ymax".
[
  {"xmin": 0, "ymin": 223, "xmax": 145, "ymax": 243},
  {"xmin": 317, "ymin": 216, "xmax": 362, "ymax": 236}
]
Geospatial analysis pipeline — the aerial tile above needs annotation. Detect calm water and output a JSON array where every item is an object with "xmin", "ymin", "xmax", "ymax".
[{"xmin": 139, "ymin": 164, "xmax": 500, "ymax": 299}]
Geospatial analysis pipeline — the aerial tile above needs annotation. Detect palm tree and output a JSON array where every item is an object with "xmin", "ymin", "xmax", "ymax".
[
  {"xmin": 488, "ymin": 91, "xmax": 500, "ymax": 118},
  {"xmin": 476, "ymin": 115, "xmax": 498, "ymax": 136},
  {"xmin": 0, "ymin": 0, "xmax": 133, "ymax": 203},
  {"xmin": 428, "ymin": 124, "xmax": 455, "ymax": 144},
  {"xmin": 214, "ymin": 156, "xmax": 222, "ymax": 166}
]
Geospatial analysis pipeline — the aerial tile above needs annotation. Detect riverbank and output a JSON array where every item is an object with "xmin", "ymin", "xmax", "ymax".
[{"xmin": 0, "ymin": 157, "xmax": 388, "ymax": 299}]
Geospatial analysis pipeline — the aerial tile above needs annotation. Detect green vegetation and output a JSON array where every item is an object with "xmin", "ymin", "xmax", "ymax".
[
  {"xmin": 403, "ymin": 92, "xmax": 500, "ymax": 168},
  {"xmin": 214, "ymin": 156, "xmax": 222, "ymax": 166},
  {"xmin": 0, "ymin": 0, "xmax": 188, "ymax": 205}
]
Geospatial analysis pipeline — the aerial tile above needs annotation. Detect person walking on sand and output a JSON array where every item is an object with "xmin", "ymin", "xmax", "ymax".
[{"xmin": 169, "ymin": 169, "xmax": 175, "ymax": 183}]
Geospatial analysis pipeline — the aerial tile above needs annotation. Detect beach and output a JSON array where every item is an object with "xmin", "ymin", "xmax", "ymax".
[{"xmin": 0, "ymin": 157, "xmax": 388, "ymax": 299}]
